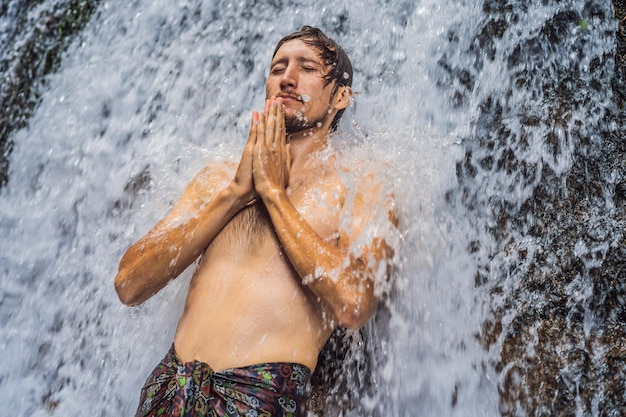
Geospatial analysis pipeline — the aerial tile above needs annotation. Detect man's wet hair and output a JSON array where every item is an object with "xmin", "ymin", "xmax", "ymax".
[{"xmin": 273, "ymin": 26, "xmax": 353, "ymax": 132}]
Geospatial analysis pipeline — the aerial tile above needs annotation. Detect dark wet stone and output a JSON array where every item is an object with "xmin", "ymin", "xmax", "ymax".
[
  {"xmin": 453, "ymin": 1, "xmax": 626, "ymax": 415},
  {"xmin": 0, "ymin": 0, "xmax": 101, "ymax": 189}
]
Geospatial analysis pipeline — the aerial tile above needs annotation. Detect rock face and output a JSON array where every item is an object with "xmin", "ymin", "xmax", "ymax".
[
  {"xmin": 0, "ymin": 0, "xmax": 100, "ymax": 188},
  {"xmin": 0, "ymin": 1, "xmax": 624, "ymax": 416},
  {"xmin": 448, "ymin": 2, "xmax": 626, "ymax": 416},
  {"xmin": 615, "ymin": 2, "xmax": 626, "ymax": 113}
]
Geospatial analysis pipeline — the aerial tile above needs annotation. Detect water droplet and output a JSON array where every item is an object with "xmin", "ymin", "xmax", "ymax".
[{"xmin": 301, "ymin": 94, "xmax": 310, "ymax": 102}]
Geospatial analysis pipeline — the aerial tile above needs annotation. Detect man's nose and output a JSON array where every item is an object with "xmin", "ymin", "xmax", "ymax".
[{"xmin": 280, "ymin": 66, "xmax": 297, "ymax": 89}]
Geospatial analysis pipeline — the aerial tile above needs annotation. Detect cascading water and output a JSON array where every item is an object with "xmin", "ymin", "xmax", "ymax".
[{"xmin": 1, "ymin": 1, "xmax": 623, "ymax": 416}]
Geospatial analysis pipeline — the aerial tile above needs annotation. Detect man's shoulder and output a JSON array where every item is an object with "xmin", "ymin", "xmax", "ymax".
[
  {"xmin": 178, "ymin": 158, "xmax": 236, "ymax": 201},
  {"xmin": 333, "ymin": 147, "xmax": 397, "ymax": 222},
  {"xmin": 329, "ymin": 136, "xmax": 391, "ymax": 177},
  {"xmin": 193, "ymin": 158, "xmax": 236, "ymax": 183},
  {"xmin": 336, "ymin": 154, "xmax": 392, "ymax": 192}
]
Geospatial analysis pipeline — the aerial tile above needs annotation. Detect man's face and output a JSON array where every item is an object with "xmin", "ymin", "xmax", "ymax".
[{"xmin": 266, "ymin": 39, "xmax": 336, "ymax": 134}]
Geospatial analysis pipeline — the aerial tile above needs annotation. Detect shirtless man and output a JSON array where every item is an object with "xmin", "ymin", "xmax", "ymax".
[{"xmin": 115, "ymin": 26, "xmax": 395, "ymax": 417}]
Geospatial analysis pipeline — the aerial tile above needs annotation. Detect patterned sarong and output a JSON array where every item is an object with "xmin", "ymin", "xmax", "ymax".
[{"xmin": 135, "ymin": 345, "xmax": 311, "ymax": 417}]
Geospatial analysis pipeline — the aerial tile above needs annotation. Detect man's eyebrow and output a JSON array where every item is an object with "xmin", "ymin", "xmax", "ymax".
[{"xmin": 271, "ymin": 56, "xmax": 323, "ymax": 67}]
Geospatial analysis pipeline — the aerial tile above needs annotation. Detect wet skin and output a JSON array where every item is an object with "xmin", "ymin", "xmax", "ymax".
[{"xmin": 115, "ymin": 40, "xmax": 392, "ymax": 372}]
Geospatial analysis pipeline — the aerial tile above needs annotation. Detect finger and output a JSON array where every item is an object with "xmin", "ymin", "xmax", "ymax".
[
  {"xmin": 247, "ymin": 111, "xmax": 258, "ymax": 148},
  {"xmin": 257, "ymin": 110, "xmax": 266, "ymax": 151},
  {"xmin": 266, "ymin": 99, "xmax": 277, "ymax": 148},
  {"xmin": 263, "ymin": 98, "xmax": 272, "ymax": 115},
  {"xmin": 252, "ymin": 114, "xmax": 262, "ymax": 178},
  {"xmin": 259, "ymin": 99, "xmax": 269, "ymax": 147},
  {"xmin": 240, "ymin": 112, "xmax": 256, "ymax": 165},
  {"xmin": 286, "ymin": 143, "xmax": 292, "ymax": 181},
  {"xmin": 277, "ymin": 98, "xmax": 286, "ymax": 151}
]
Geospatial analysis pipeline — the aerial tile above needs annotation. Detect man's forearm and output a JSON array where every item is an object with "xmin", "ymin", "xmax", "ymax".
[
  {"xmin": 260, "ymin": 189, "xmax": 377, "ymax": 328},
  {"xmin": 115, "ymin": 184, "xmax": 247, "ymax": 305}
]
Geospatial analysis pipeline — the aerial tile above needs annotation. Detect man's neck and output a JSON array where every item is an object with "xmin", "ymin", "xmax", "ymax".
[{"xmin": 287, "ymin": 126, "xmax": 332, "ymax": 171}]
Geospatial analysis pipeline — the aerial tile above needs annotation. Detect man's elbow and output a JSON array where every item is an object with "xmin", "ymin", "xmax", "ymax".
[
  {"xmin": 337, "ymin": 314, "xmax": 367, "ymax": 330},
  {"xmin": 114, "ymin": 270, "xmax": 143, "ymax": 306},
  {"xmin": 334, "ymin": 301, "xmax": 375, "ymax": 330}
]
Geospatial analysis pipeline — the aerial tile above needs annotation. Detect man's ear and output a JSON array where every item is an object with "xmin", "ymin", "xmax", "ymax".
[{"xmin": 333, "ymin": 86, "xmax": 353, "ymax": 110}]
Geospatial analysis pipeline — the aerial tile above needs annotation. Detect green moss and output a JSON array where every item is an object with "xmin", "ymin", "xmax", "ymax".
[{"xmin": 57, "ymin": 0, "xmax": 99, "ymax": 37}]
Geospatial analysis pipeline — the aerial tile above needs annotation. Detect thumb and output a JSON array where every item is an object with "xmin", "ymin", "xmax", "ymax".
[{"xmin": 285, "ymin": 143, "xmax": 292, "ymax": 184}]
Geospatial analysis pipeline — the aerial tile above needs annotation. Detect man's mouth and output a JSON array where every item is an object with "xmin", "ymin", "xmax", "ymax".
[{"xmin": 278, "ymin": 93, "xmax": 302, "ymax": 103}]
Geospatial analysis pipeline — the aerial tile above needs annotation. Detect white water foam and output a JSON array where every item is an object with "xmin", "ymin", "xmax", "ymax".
[{"xmin": 0, "ymin": 0, "xmax": 509, "ymax": 415}]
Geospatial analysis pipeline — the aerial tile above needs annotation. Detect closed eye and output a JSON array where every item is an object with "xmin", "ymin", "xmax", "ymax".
[{"xmin": 271, "ymin": 67, "xmax": 285, "ymax": 76}]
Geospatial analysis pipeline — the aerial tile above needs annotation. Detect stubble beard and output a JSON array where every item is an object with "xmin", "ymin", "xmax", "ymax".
[{"xmin": 284, "ymin": 107, "xmax": 330, "ymax": 136}]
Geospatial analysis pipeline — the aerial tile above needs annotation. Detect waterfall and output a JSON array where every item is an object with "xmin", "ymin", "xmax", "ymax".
[{"xmin": 1, "ymin": 0, "xmax": 623, "ymax": 416}]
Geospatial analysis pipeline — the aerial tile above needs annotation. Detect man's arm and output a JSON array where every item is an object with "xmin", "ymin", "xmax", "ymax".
[
  {"xmin": 253, "ymin": 99, "xmax": 396, "ymax": 329},
  {"xmin": 114, "ymin": 116, "xmax": 259, "ymax": 306},
  {"xmin": 262, "ymin": 182, "xmax": 394, "ymax": 329}
]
